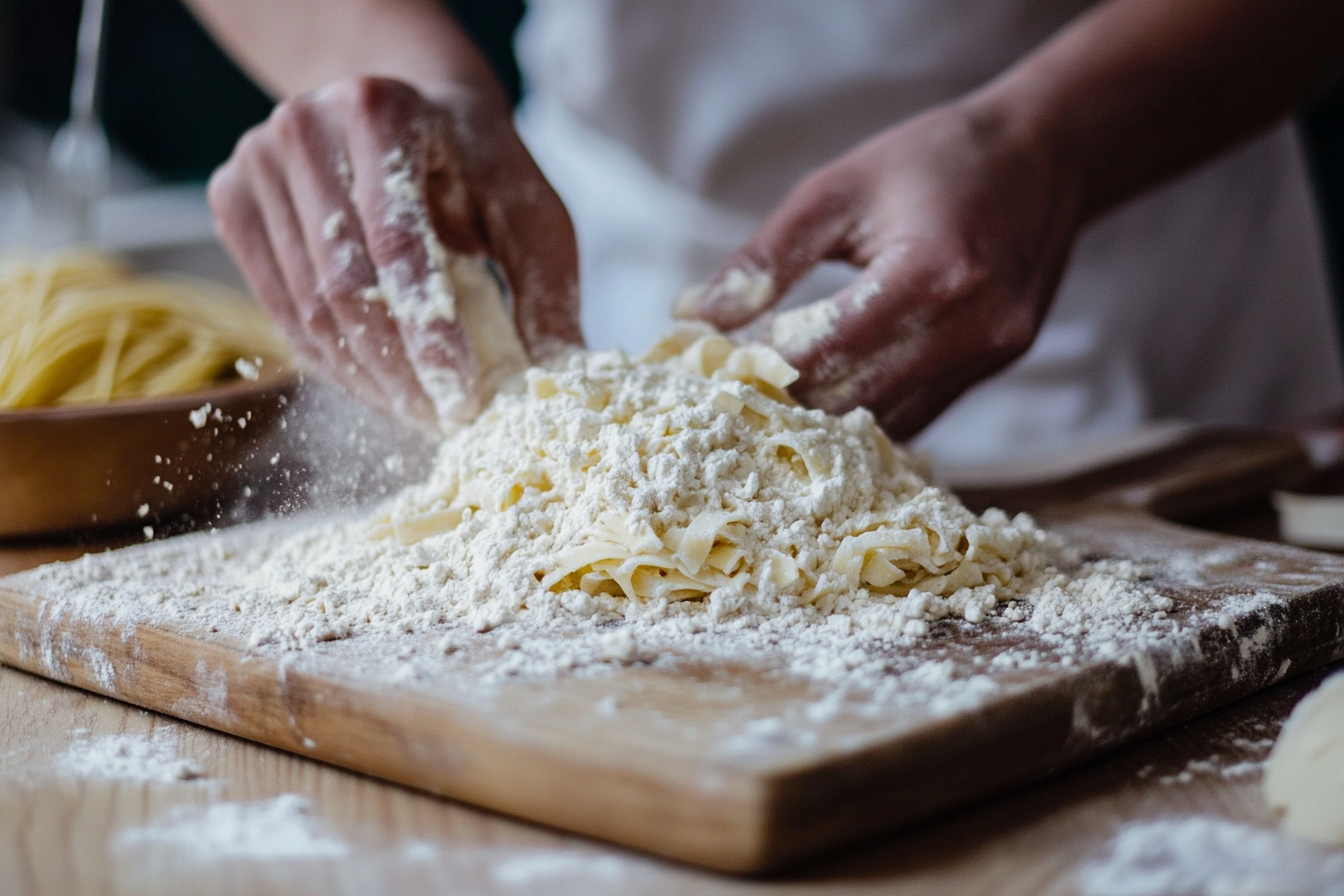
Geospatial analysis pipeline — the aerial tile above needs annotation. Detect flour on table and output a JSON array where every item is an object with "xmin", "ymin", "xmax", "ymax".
[
  {"xmin": 1079, "ymin": 816, "xmax": 1344, "ymax": 896},
  {"xmin": 113, "ymin": 794, "xmax": 346, "ymax": 861},
  {"xmin": 489, "ymin": 850, "xmax": 629, "ymax": 886},
  {"xmin": 1146, "ymin": 730, "xmax": 1278, "ymax": 786},
  {"xmin": 57, "ymin": 729, "xmax": 203, "ymax": 783}
]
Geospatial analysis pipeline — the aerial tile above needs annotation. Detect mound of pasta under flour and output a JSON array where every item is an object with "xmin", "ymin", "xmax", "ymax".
[{"xmin": 245, "ymin": 328, "xmax": 1161, "ymax": 650}]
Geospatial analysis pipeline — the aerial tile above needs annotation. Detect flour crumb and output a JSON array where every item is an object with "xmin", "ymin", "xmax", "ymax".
[
  {"xmin": 234, "ymin": 357, "xmax": 261, "ymax": 381},
  {"xmin": 770, "ymin": 300, "xmax": 840, "ymax": 355},
  {"xmin": 113, "ymin": 794, "xmax": 346, "ymax": 861},
  {"xmin": 490, "ymin": 850, "xmax": 628, "ymax": 886},
  {"xmin": 322, "ymin": 210, "xmax": 346, "ymax": 240},
  {"xmin": 400, "ymin": 839, "xmax": 438, "ymax": 862},
  {"xmin": 58, "ymin": 731, "xmax": 203, "ymax": 783},
  {"xmin": 599, "ymin": 629, "xmax": 638, "ymax": 664},
  {"xmin": 1221, "ymin": 760, "xmax": 1265, "ymax": 779},
  {"xmin": 1079, "ymin": 817, "xmax": 1344, "ymax": 896}
]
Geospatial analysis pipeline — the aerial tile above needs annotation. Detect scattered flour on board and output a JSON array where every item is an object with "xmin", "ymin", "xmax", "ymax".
[
  {"xmin": 57, "ymin": 729, "xmax": 203, "ymax": 783},
  {"xmin": 5, "ymin": 331, "xmax": 1302, "ymax": 728},
  {"xmin": 1078, "ymin": 816, "xmax": 1344, "ymax": 896},
  {"xmin": 235, "ymin": 329, "xmax": 1168, "ymax": 659},
  {"xmin": 113, "ymin": 794, "xmax": 347, "ymax": 861}
]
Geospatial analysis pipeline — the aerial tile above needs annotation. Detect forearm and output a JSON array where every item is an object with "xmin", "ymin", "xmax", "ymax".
[
  {"xmin": 183, "ymin": 0, "xmax": 502, "ymax": 101},
  {"xmin": 972, "ymin": 0, "xmax": 1344, "ymax": 226}
]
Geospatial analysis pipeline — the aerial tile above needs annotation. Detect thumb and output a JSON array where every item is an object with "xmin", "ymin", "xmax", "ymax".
[
  {"xmin": 473, "ymin": 147, "xmax": 585, "ymax": 360},
  {"xmin": 675, "ymin": 170, "xmax": 858, "ymax": 330}
]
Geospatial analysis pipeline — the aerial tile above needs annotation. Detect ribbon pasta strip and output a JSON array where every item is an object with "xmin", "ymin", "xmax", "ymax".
[
  {"xmin": 368, "ymin": 329, "xmax": 1045, "ymax": 611},
  {"xmin": 0, "ymin": 251, "xmax": 288, "ymax": 408}
]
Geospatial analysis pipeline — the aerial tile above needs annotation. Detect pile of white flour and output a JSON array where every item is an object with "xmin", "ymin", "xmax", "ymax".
[
  {"xmin": 7, "ymin": 329, "xmax": 1231, "ymax": 714},
  {"xmin": 8, "ymin": 331, "xmax": 1200, "ymax": 713},
  {"xmin": 230, "ymin": 330, "xmax": 1164, "ymax": 653},
  {"xmin": 114, "ymin": 794, "xmax": 347, "ymax": 861},
  {"xmin": 1079, "ymin": 816, "xmax": 1344, "ymax": 896}
]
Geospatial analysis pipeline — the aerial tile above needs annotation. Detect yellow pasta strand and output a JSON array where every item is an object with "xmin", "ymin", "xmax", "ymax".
[{"xmin": 0, "ymin": 251, "xmax": 289, "ymax": 408}]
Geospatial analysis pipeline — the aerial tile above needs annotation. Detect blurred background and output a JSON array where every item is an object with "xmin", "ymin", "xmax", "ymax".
[
  {"xmin": 0, "ymin": 0, "xmax": 522, "ymax": 281},
  {"xmin": 0, "ymin": 0, "xmax": 1340, "ymax": 344}
]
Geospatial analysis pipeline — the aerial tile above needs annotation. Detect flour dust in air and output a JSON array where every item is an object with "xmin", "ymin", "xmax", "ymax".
[{"xmin": 246, "ymin": 327, "xmax": 1155, "ymax": 647}]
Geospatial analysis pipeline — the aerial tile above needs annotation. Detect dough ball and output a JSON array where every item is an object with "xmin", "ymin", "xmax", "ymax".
[{"xmin": 1264, "ymin": 672, "xmax": 1344, "ymax": 844}]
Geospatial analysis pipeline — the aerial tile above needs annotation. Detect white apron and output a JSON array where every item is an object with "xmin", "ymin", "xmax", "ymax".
[{"xmin": 513, "ymin": 0, "xmax": 1344, "ymax": 465}]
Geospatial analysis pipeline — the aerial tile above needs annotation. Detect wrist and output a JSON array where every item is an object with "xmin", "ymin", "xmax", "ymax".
[
  {"xmin": 949, "ymin": 89, "xmax": 1089, "ymax": 237},
  {"xmin": 273, "ymin": 2, "xmax": 504, "ymax": 106}
]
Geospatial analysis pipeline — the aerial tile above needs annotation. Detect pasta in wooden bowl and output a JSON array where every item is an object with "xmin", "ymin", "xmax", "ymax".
[{"xmin": 0, "ymin": 252, "xmax": 298, "ymax": 537}]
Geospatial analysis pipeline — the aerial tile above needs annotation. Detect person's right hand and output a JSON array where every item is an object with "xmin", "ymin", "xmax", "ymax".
[{"xmin": 208, "ymin": 76, "xmax": 583, "ymax": 428}]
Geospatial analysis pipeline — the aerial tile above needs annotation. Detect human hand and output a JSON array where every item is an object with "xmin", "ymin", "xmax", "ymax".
[
  {"xmin": 676, "ymin": 102, "xmax": 1082, "ymax": 440},
  {"xmin": 209, "ymin": 76, "xmax": 582, "ymax": 429}
]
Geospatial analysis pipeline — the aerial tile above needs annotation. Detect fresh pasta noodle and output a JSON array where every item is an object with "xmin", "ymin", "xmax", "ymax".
[
  {"xmin": 359, "ymin": 327, "xmax": 1046, "ymax": 621},
  {"xmin": 0, "ymin": 251, "xmax": 289, "ymax": 408}
]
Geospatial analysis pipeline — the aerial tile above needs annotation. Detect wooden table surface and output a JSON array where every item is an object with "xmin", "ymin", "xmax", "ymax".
[{"xmin": 2, "ymin": 527, "xmax": 1341, "ymax": 895}]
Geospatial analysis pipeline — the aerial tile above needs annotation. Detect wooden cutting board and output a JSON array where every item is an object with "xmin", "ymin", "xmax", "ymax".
[{"xmin": 1, "ymin": 428, "xmax": 1341, "ymax": 874}]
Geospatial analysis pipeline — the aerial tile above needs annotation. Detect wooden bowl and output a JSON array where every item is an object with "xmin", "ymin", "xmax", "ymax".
[{"xmin": 0, "ymin": 369, "xmax": 299, "ymax": 538}]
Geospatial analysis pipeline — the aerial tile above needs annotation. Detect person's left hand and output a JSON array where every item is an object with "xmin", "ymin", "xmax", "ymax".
[{"xmin": 676, "ymin": 100, "xmax": 1083, "ymax": 440}]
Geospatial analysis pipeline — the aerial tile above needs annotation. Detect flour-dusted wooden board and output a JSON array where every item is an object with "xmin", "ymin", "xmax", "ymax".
[{"xmin": 1, "ymin": 508, "xmax": 1343, "ymax": 873}]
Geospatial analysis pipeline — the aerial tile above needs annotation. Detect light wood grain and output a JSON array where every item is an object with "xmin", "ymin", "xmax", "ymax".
[
  {"xmin": 4, "ymin": 509, "xmax": 1344, "ymax": 872},
  {"xmin": 5, "ymin": 428, "xmax": 1343, "ymax": 889},
  {"xmin": 958, "ymin": 426, "xmax": 1313, "ymax": 519},
  {"xmin": 3, "ymin": 651, "xmax": 1335, "ymax": 896}
]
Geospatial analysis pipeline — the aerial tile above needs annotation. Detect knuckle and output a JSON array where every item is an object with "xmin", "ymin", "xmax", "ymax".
[
  {"xmin": 941, "ymin": 252, "xmax": 990, "ymax": 299},
  {"xmin": 267, "ymin": 99, "xmax": 299, "ymax": 131},
  {"xmin": 269, "ymin": 99, "xmax": 339, "ymax": 165},
  {"xmin": 366, "ymin": 227, "xmax": 421, "ymax": 264},
  {"xmin": 205, "ymin": 165, "xmax": 238, "ymax": 214},
  {"xmin": 233, "ymin": 123, "xmax": 269, "ymax": 159},
  {"xmin": 320, "ymin": 78, "xmax": 362, "ymax": 111},
  {"xmin": 794, "ymin": 166, "xmax": 853, "ymax": 216},
  {"xmin": 918, "ymin": 236, "xmax": 989, "ymax": 301},
  {"xmin": 267, "ymin": 98, "xmax": 311, "ymax": 141},
  {"xmin": 338, "ymin": 75, "xmax": 416, "ymax": 121},
  {"xmin": 995, "ymin": 304, "xmax": 1040, "ymax": 356}
]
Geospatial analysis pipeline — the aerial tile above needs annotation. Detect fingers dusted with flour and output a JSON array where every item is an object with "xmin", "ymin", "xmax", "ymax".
[
  {"xmin": 678, "ymin": 102, "xmax": 1075, "ymax": 440},
  {"xmin": 675, "ymin": 170, "xmax": 860, "ymax": 332},
  {"xmin": 335, "ymin": 77, "xmax": 489, "ymax": 426},
  {"xmin": 209, "ymin": 76, "xmax": 581, "ymax": 429},
  {"xmin": 266, "ymin": 92, "xmax": 438, "ymax": 424},
  {"xmin": 468, "ymin": 124, "xmax": 584, "ymax": 360},
  {"xmin": 675, "ymin": 0, "xmax": 1344, "ymax": 441},
  {"xmin": 194, "ymin": 0, "xmax": 585, "ymax": 430}
]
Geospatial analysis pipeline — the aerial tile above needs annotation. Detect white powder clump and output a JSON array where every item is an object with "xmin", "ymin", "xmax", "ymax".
[
  {"xmin": 58, "ymin": 730, "xmax": 203, "ymax": 783},
  {"xmin": 1079, "ymin": 816, "xmax": 1344, "ymax": 896},
  {"xmin": 360, "ymin": 147, "xmax": 528, "ymax": 426},
  {"xmin": 770, "ymin": 300, "xmax": 841, "ymax": 355},
  {"xmin": 247, "ymin": 329, "xmax": 1076, "ymax": 644},
  {"xmin": 113, "ymin": 794, "xmax": 347, "ymax": 860},
  {"xmin": 490, "ymin": 850, "xmax": 630, "ymax": 886},
  {"xmin": 9, "ymin": 330, "xmax": 1174, "ymax": 705},
  {"xmin": 1028, "ymin": 560, "xmax": 1174, "ymax": 636}
]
